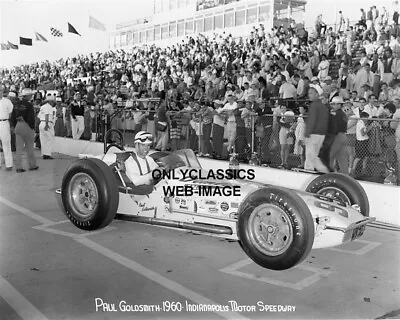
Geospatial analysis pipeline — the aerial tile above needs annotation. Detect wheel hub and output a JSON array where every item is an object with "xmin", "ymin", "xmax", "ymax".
[
  {"xmin": 248, "ymin": 204, "xmax": 293, "ymax": 256},
  {"xmin": 68, "ymin": 173, "xmax": 99, "ymax": 218},
  {"xmin": 318, "ymin": 187, "xmax": 351, "ymax": 205}
]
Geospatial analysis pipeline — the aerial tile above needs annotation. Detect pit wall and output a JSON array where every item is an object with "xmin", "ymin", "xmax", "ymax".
[{"xmin": 54, "ymin": 137, "xmax": 400, "ymax": 226}]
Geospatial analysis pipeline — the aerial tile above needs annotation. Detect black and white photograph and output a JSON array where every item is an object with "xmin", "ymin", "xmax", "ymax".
[{"xmin": 0, "ymin": 0, "xmax": 399, "ymax": 319}]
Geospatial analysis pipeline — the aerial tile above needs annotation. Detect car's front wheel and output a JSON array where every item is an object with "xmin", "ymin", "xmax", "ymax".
[
  {"xmin": 61, "ymin": 158, "xmax": 119, "ymax": 230},
  {"xmin": 238, "ymin": 187, "xmax": 315, "ymax": 270}
]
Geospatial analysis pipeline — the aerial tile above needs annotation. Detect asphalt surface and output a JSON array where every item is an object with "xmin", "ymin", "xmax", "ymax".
[{"xmin": 0, "ymin": 150, "xmax": 399, "ymax": 320}]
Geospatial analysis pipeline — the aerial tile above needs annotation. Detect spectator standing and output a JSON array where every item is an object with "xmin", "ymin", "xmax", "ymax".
[
  {"xmin": 38, "ymin": 95, "xmax": 56, "ymax": 159},
  {"xmin": 10, "ymin": 89, "xmax": 38, "ymax": 173},
  {"xmin": 304, "ymin": 87, "xmax": 330, "ymax": 172},
  {"xmin": 379, "ymin": 48, "xmax": 394, "ymax": 85},
  {"xmin": 0, "ymin": 85, "xmax": 14, "ymax": 170},
  {"xmin": 218, "ymin": 92, "xmax": 237, "ymax": 153},
  {"xmin": 329, "ymin": 96, "xmax": 349, "ymax": 173},
  {"xmin": 155, "ymin": 99, "xmax": 169, "ymax": 151},
  {"xmin": 317, "ymin": 55, "xmax": 330, "ymax": 80},
  {"xmin": 70, "ymin": 92, "xmax": 85, "ymax": 139},
  {"xmin": 54, "ymin": 97, "xmax": 65, "ymax": 137},
  {"xmin": 212, "ymin": 100, "xmax": 225, "ymax": 159},
  {"xmin": 391, "ymin": 102, "xmax": 400, "ymax": 184},
  {"xmin": 352, "ymin": 111, "xmax": 372, "ymax": 176}
]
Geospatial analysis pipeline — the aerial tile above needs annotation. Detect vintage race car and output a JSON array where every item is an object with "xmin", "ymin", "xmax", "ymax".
[{"xmin": 59, "ymin": 143, "xmax": 375, "ymax": 271}]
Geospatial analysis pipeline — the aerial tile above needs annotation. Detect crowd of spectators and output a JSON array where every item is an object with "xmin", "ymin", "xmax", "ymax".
[{"xmin": 1, "ymin": 4, "xmax": 400, "ymax": 184}]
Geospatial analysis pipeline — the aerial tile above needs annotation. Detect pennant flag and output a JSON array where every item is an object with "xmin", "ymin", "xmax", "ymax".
[
  {"xmin": 20, "ymin": 37, "xmax": 33, "ymax": 46},
  {"xmin": 50, "ymin": 27, "xmax": 63, "ymax": 37},
  {"xmin": 35, "ymin": 32, "xmax": 48, "ymax": 42},
  {"xmin": 7, "ymin": 41, "xmax": 18, "ymax": 49},
  {"xmin": 0, "ymin": 43, "xmax": 10, "ymax": 50},
  {"xmin": 89, "ymin": 15, "xmax": 106, "ymax": 31},
  {"xmin": 68, "ymin": 23, "xmax": 81, "ymax": 36}
]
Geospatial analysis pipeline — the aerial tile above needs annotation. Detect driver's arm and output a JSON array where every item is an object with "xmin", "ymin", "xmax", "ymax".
[{"xmin": 125, "ymin": 157, "xmax": 154, "ymax": 185}]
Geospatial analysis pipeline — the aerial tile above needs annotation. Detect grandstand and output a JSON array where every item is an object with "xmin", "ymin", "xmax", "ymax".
[{"xmin": 109, "ymin": 0, "xmax": 306, "ymax": 49}]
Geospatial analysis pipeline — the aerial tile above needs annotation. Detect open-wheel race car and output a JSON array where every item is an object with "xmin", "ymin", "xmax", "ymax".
[{"xmin": 59, "ymin": 130, "xmax": 375, "ymax": 271}]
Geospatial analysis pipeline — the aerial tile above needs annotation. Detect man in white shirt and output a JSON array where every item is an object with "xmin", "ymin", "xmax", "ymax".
[
  {"xmin": 39, "ymin": 95, "xmax": 56, "ymax": 159},
  {"xmin": 218, "ymin": 92, "xmax": 237, "ymax": 153},
  {"xmin": 363, "ymin": 94, "xmax": 378, "ymax": 117},
  {"xmin": 279, "ymin": 75, "xmax": 297, "ymax": 99},
  {"xmin": 0, "ymin": 85, "xmax": 14, "ymax": 170},
  {"xmin": 124, "ymin": 131, "xmax": 159, "ymax": 186}
]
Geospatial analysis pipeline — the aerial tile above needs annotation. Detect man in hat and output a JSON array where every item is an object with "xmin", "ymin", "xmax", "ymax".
[
  {"xmin": 0, "ymin": 85, "xmax": 14, "ymax": 170},
  {"xmin": 123, "ymin": 131, "xmax": 158, "ymax": 186},
  {"xmin": 38, "ymin": 94, "xmax": 56, "ymax": 159},
  {"xmin": 329, "ymin": 96, "xmax": 349, "ymax": 173},
  {"xmin": 10, "ymin": 88, "xmax": 38, "ymax": 173}
]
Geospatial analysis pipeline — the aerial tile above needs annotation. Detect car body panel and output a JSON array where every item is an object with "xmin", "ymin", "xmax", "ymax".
[{"xmin": 78, "ymin": 149, "xmax": 375, "ymax": 249}]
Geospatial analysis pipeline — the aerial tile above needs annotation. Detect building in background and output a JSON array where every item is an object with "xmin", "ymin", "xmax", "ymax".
[{"xmin": 109, "ymin": 0, "xmax": 306, "ymax": 49}]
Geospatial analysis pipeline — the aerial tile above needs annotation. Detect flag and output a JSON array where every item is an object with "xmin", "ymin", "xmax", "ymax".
[
  {"xmin": 7, "ymin": 41, "xmax": 18, "ymax": 49},
  {"xmin": 35, "ymin": 32, "xmax": 48, "ymax": 42},
  {"xmin": 68, "ymin": 23, "xmax": 81, "ymax": 36},
  {"xmin": 0, "ymin": 43, "xmax": 10, "ymax": 50},
  {"xmin": 89, "ymin": 15, "xmax": 106, "ymax": 31},
  {"xmin": 50, "ymin": 27, "xmax": 63, "ymax": 37},
  {"xmin": 20, "ymin": 37, "xmax": 32, "ymax": 46}
]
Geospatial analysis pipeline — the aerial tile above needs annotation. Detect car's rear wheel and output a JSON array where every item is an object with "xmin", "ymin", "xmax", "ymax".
[
  {"xmin": 306, "ymin": 173, "xmax": 370, "ymax": 217},
  {"xmin": 238, "ymin": 187, "xmax": 315, "ymax": 270},
  {"xmin": 62, "ymin": 158, "xmax": 119, "ymax": 230}
]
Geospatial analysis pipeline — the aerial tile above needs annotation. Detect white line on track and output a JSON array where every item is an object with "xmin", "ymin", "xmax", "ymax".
[
  {"xmin": 0, "ymin": 276, "xmax": 49, "ymax": 320},
  {"xmin": 0, "ymin": 196, "xmax": 250, "ymax": 320},
  {"xmin": 0, "ymin": 195, "xmax": 53, "ymax": 225}
]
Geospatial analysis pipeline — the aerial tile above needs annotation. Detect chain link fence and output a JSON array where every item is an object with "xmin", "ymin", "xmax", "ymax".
[{"xmin": 50, "ymin": 98, "xmax": 400, "ymax": 186}]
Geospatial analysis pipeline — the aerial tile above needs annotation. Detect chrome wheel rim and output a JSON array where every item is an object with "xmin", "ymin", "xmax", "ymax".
[
  {"xmin": 317, "ymin": 187, "xmax": 351, "ymax": 205},
  {"xmin": 248, "ymin": 203, "xmax": 293, "ymax": 256},
  {"xmin": 68, "ymin": 173, "xmax": 98, "ymax": 219}
]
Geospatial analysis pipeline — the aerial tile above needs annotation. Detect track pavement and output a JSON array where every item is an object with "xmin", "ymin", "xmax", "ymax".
[{"xmin": 0, "ymin": 151, "xmax": 399, "ymax": 320}]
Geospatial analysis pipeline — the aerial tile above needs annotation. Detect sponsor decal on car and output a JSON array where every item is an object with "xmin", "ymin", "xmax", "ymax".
[
  {"xmin": 220, "ymin": 202, "xmax": 229, "ymax": 211},
  {"xmin": 181, "ymin": 199, "xmax": 186, "ymax": 205},
  {"xmin": 205, "ymin": 200, "xmax": 217, "ymax": 205},
  {"xmin": 208, "ymin": 207, "xmax": 219, "ymax": 213},
  {"xmin": 229, "ymin": 212, "xmax": 238, "ymax": 219},
  {"xmin": 175, "ymin": 198, "xmax": 180, "ymax": 204},
  {"xmin": 138, "ymin": 202, "xmax": 155, "ymax": 212},
  {"xmin": 179, "ymin": 206, "xmax": 189, "ymax": 210},
  {"xmin": 230, "ymin": 202, "xmax": 239, "ymax": 209},
  {"xmin": 163, "ymin": 197, "xmax": 170, "ymax": 204}
]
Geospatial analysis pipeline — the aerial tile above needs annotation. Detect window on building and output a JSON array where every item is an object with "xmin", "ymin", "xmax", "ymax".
[
  {"xmin": 169, "ymin": 21, "xmax": 177, "ymax": 38},
  {"xmin": 127, "ymin": 31, "xmax": 133, "ymax": 45},
  {"xmin": 235, "ymin": 9, "xmax": 245, "ymax": 26},
  {"xmin": 177, "ymin": 0, "xmax": 186, "ymax": 8},
  {"xmin": 161, "ymin": 24, "xmax": 169, "ymax": 39},
  {"xmin": 133, "ymin": 31, "xmax": 138, "ymax": 44},
  {"xmin": 185, "ymin": 19, "xmax": 194, "ymax": 35},
  {"xmin": 204, "ymin": 15, "xmax": 213, "ymax": 32},
  {"xmin": 259, "ymin": 4, "xmax": 270, "ymax": 22},
  {"xmin": 170, "ymin": 0, "xmax": 177, "ymax": 10},
  {"xmin": 195, "ymin": 17, "xmax": 204, "ymax": 33},
  {"xmin": 154, "ymin": 25, "xmax": 161, "ymax": 41},
  {"xmin": 146, "ymin": 28, "xmax": 154, "ymax": 42},
  {"xmin": 177, "ymin": 20, "xmax": 185, "ymax": 36},
  {"xmin": 247, "ymin": 6, "xmax": 257, "ymax": 24},
  {"xmin": 140, "ymin": 30, "xmax": 146, "ymax": 43},
  {"xmin": 224, "ymin": 11, "xmax": 234, "ymax": 28},
  {"xmin": 214, "ymin": 14, "xmax": 223, "ymax": 30}
]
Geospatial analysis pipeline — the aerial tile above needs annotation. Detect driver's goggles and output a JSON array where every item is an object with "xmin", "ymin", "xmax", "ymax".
[{"xmin": 135, "ymin": 135, "xmax": 153, "ymax": 143}]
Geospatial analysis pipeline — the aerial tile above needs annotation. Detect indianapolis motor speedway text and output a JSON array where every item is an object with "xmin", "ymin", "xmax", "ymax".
[{"xmin": 95, "ymin": 298, "xmax": 296, "ymax": 313}]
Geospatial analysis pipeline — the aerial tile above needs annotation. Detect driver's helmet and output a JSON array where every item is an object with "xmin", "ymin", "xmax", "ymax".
[{"xmin": 134, "ymin": 131, "xmax": 153, "ymax": 145}]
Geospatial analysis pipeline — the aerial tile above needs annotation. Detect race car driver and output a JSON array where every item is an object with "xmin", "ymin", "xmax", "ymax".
[{"xmin": 124, "ymin": 131, "xmax": 159, "ymax": 185}]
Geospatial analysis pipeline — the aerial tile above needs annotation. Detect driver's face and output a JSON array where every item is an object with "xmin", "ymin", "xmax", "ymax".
[{"xmin": 136, "ymin": 143, "xmax": 151, "ymax": 158}]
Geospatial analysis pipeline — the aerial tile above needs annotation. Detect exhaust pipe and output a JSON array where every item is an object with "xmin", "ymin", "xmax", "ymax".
[{"xmin": 115, "ymin": 214, "xmax": 233, "ymax": 235}]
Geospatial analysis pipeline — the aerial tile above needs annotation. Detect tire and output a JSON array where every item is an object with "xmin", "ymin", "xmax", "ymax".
[
  {"xmin": 61, "ymin": 158, "xmax": 119, "ymax": 230},
  {"xmin": 305, "ymin": 173, "xmax": 369, "ymax": 217},
  {"xmin": 238, "ymin": 187, "xmax": 315, "ymax": 271}
]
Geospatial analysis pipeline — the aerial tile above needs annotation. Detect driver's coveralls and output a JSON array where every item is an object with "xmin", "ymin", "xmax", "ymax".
[{"xmin": 125, "ymin": 151, "xmax": 158, "ymax": 185}]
